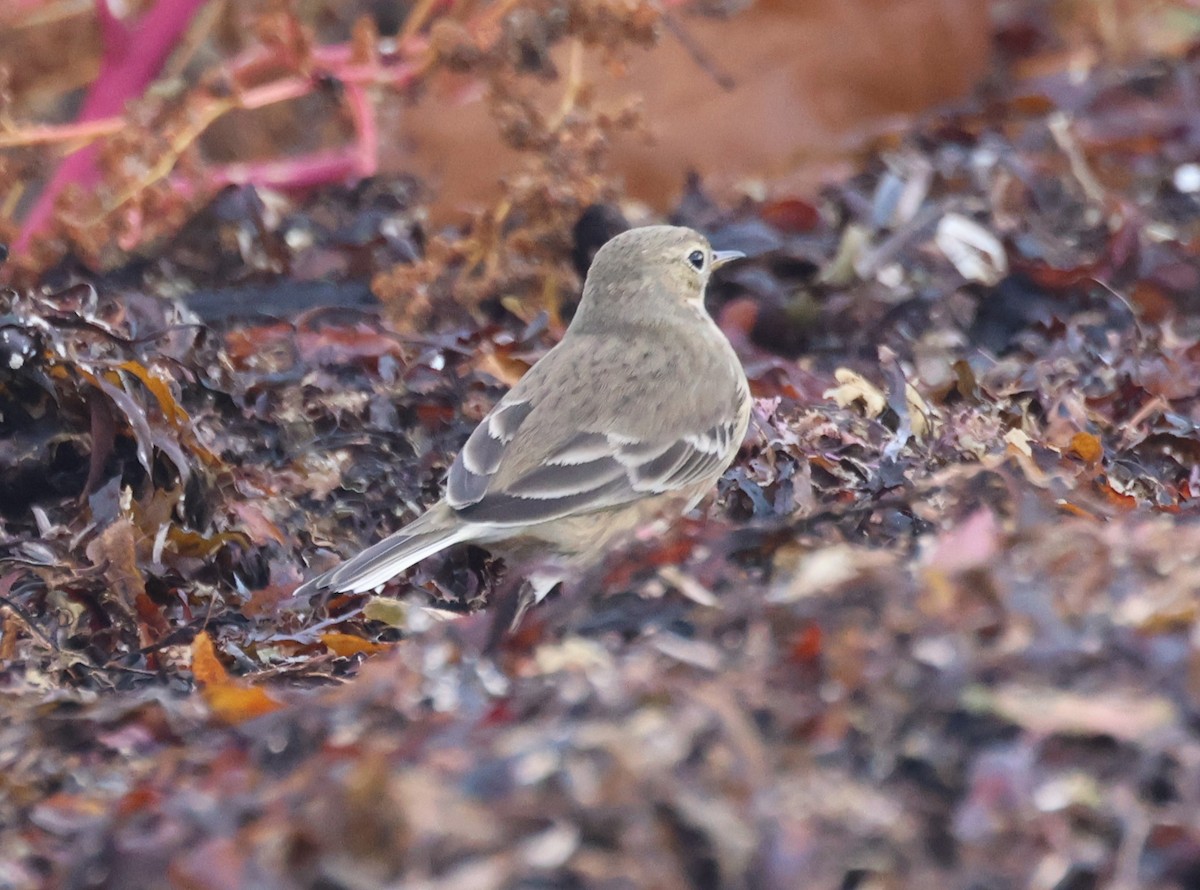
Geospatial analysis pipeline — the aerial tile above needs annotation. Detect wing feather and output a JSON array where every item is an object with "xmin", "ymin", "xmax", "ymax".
[
  {"xmin": 505, "ymin": 455, "xmax": 627, "ymax": 499},
  {"xmin": 445, "ymin": 401, "xmax": 740, "ymax": 527},
  {"xmin": 448, "ymin": 400, "xmax": 532, "ymax": 508}
]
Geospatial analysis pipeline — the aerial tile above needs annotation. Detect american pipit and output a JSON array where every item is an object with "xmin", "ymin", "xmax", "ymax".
[{"xmin": 297, "ymin": 225, "xmax": 750, "ymax": 603}]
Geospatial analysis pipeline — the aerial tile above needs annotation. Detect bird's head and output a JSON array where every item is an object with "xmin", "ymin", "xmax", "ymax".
[{"xmin": 576, "ymin": 225, "xmax": 744, "ymax": 324}]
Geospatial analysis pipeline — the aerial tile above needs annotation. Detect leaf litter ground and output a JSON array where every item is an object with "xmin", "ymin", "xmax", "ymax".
[{"xmin": 4, "ymin": 21, "xmax": 1200, "ymax": 890}]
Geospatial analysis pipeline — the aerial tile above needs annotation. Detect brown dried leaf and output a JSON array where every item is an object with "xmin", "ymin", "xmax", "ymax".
[{"xmin": 190, "ymin": 631, "xmax": 284, "ymax": 724}]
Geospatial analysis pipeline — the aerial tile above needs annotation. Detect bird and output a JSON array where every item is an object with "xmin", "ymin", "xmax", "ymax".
[{"xmin": 296, "ymin": 225, "xmax": 750, "ymax": 609}]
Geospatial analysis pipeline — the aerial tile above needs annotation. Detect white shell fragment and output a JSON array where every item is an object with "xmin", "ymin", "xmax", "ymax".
[{"xmin": 935, "ymin": 212, "xmax": 1008, "ymax": 286}]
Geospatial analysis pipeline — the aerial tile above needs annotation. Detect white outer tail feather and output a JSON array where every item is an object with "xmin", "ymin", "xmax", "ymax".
[
  {"xmin": 334, "ymin": 526, "xmax": 472, "ymax": 593},
  {"xmin": 302, "ymin": 508, "xmax": 477, "ymax": 595}
]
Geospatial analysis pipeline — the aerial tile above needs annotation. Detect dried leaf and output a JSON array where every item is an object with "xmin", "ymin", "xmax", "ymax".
[
  {"xmin": 117, "ymin": 360, "xmax": 188, "ymax": 427},
  {"xmin": 201, "ymin": 684, "xmax": 286, "ymax": 726},
  {"xmin": 923, "ymin": 509, "xmax": 1001, "ymax": 576},
  {"xmin": 935, "ymin": 212, "xmax": 1008, "ymax": 285},
  {"xmin": 1068, "ymin": 431, "xmax": 1103, "ymax": 463},
  {"xmin": 190, "ymin": 630, "xmax": 229, "ymax": 687},
  {"xmin": 475, "ymin": 348, "xmax": 531, "ymax": 388},
  {"xmin": 320, "ymin": 632, "xmax": 390, "ymax": 657},
  {"xmin": 190, "ymin": 631, "xmax": 283, "ymax": 723},
  {"xmin": 823, "ymin": 368, "xmax": 886, "ymax": 417},
  {"xmin": 771, "ymin": 544, "xmax": 898, "ymax": 602},
  {"xmin": 363, "ymin": 597, "xmax": 409, "ymax": 627},
  {"xmin": 967, "ymin": 684, "xmax": 1177, "ymax": 742}
]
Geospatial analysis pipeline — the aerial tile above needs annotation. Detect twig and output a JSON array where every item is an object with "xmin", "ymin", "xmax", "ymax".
[
  {"xmin": 0, "ymin": 117, "xmax": 126, "ymax": 150},
  {"xmin": 93, "ymin": 95, "xmax": 236, "ymax": 221},
  {"xmin": 1049, "ymin": 112, "xmax": 1107, "ymax": 204},
  {"xmin": 661, "ymin": 10, "xmax": 736, "ymax": 91},
  {"xmin": 398, "ymin": 0, "xmax": 443, "ymax": 45},
  {"xmin": 545, "ymin": 39, "xmax": 585, "ymax": 132}
]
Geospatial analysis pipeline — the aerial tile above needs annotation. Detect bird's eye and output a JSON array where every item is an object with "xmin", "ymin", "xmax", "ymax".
[{"xmin": 687, "ymin": 249, "xmax": 706, "ymax": 270}]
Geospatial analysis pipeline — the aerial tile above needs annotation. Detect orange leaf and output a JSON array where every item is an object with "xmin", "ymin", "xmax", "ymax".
[
  {"xmin": 118, "ymin": 360, "xmax": 188, "ymax": 426},
  {"xmin": 1098, "ymin": 480, "xmax": 1137, "ymax": 510},
  {"xmin": 190, "ymin": 631, "xmax": 229, "ymax": 686},
  {"xmin": 168, "ymin": 526, "xmax": 252, "ymax": 558},
  {"xmin": 1069, "ymin": 431, "xmax": 1103, "ymax": 463},
  {"xmin": 190, "ymin": 631, "xmax": 283, "ymax": 723},
  {"xmin": 1057, "ymin": 501, "xmax": 1100, "ymax": 520},
  {"xmin": 203, "ymin": 684, "xmax": 284, "ymax": 724},
  {"xmin": 475, "ymin": 349, "xmax": 530, "ymax": 388},
  {"xmin": 320, "ymin": 632, "xmax": 390, "ymax": 657}
]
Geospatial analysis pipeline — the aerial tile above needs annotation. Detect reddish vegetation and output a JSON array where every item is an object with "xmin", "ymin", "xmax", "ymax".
[{"xmin": 2, "ymin": 1, "xmax": 1200, "ymax": 888}]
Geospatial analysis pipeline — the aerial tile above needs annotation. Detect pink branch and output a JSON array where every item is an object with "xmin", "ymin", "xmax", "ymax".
[
  {"xmin": 208, "ymin": 150, "xmax": 363, "ymax": 191},
  {"xmin": 14, "ymin": 0, "xmax": 209, "ymax": 254},
  {"xmin": 95, "ymin": 0, "xmax": 131, "ymax": 57},
  {"xmin": 344, "ymin": 83, "xmax": 378, "ymax": 179}
]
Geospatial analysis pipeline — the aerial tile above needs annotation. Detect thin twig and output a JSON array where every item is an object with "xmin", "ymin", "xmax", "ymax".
[
  {"xmin": 662, "ymin": 10, "xmax": 736, "ymax": 91},
  {"xmin": 398, "ymin": 0, "xmax": 443, "ymax": 45}
]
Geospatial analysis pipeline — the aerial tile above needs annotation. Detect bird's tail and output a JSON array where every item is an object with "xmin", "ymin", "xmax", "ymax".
[{"xmin": 297, "ymin": 505, "xmax": 472, "ymax": 596}]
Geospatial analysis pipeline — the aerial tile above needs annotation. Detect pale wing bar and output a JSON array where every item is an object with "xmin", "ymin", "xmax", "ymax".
[
  {"xmin": 625, "ymin": 425, "xmax": 733, "ymax": 493},
  {"xmin": 447, "ymin": 399, "xmax": 533, "ymax": 507},
  {"xmin": 451, "ymin": 421, "xmax": 737, "ymax": 526}
]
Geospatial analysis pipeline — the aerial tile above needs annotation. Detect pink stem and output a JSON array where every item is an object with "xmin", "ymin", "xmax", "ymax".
[
  {"xmin": 95, "ymin": 0, "xmax": 130, "ymax": 56},
  {"xmin": 207, "ymin": 149, "xmax": 363, "ymax": 190},
  {"xmin": 14, "ymin": 0, "xmax": 209, "ymax": 254},
  {"xmin": 344, "ymin": 83, "xmax": 378, "ymax": 179}
]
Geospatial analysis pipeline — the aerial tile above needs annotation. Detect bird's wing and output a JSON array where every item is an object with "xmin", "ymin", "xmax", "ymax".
[
  {"xmin": 443, "ymin": 329, "xmax": 747, "ymax": 527},
  {"xmin": 447, "ymin": 406, "xmax": 741, "ymax": 526}
]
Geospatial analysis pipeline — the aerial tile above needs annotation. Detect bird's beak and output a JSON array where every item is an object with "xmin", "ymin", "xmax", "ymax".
[{"xmin": 711, "ymin": 249, "xmax": 746, "ymax": 270}]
